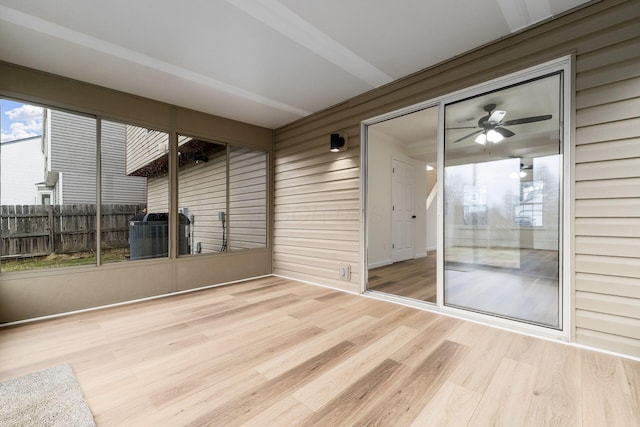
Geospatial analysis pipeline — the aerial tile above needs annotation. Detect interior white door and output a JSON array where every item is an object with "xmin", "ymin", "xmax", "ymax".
[{"xmin": 392, "ymin": 158, "xmax": 415, "ymax": 262}]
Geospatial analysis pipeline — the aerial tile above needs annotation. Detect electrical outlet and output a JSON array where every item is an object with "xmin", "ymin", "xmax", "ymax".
[{"xmin": 339, "ymin": 263, "xmax": 351, "ymax": 280}]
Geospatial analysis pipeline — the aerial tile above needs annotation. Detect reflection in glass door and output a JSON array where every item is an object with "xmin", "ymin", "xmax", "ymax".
[
  {"xmin": 443, "ymin": 73, "xmax": 563, "ymax": 328},
  {"xmin": 366, "ymin": 106, "xmax": 439, "ymax": 303}
]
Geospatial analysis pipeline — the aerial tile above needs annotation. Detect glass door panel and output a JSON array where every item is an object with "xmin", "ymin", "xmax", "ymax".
[
  {"xmin": 366, "ymin": 105, "xmax": 439, "ymax": 303},
  {"xmin": 443, "ymin": 73, "xmax": 562, "ymax": 328}
]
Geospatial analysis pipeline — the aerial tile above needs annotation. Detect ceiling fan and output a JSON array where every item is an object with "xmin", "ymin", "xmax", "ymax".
[{"xmin": 451, "ymin": 103, "xmax": 552, "ymax": 144}]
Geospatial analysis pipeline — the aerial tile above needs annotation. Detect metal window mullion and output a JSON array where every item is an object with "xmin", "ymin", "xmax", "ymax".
[{"xmin": 96, "ymin": 118, "xmax": 102, "ymax": 266}]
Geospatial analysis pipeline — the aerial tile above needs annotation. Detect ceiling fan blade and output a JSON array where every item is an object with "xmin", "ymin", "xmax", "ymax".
[
  {"xmin": 502, "ymin": 114, "xmax": 552, "ymax": 126},
  {"xmin": 495, "ymin": 127, "xmax": 515, "ymax": 138},
  {"xmin": 454, "ymin": 129, "xmax": 483, "ymax": 143},
  {"xmin": 488, "ymin": 110, "xmax": 506, "ymax": 124},
  {"xmin": 446, "ymin": 125, "xmax": 479, "ymax": 130}
]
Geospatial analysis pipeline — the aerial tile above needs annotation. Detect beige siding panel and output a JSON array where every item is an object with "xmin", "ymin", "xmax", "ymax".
[
  {"xmin": 275, "ymin": 168, "xmax": 360, "ymax": 189},
  {"xmin": 274, "ymin": 245, "xmax": 359, "ymax": 263},
  {"xmin": 274, "ymin": 199, "xmax": 360, "ymax": 214},
  {"xmin": 274, "ymin": 220, "xmax": 358, "ymax": 232},
  {"xmin": 576, "ymin": 273, "xmax": 640, "ymax": 298},
  {"xmin": 575, "ymin": 328, "xmax": 640, "ymax": 358},
  {"xmin": 576, "ymin": 309, "xmax": 640, "ymax": 340},
  {"xmin": 577, "ymin": 76, "xmax": 640, "ymax": 109},
  {"xmin": 576, "ymin": 117, "xmax": 640, "ymax": 145},
  {"xmin": 576, "ymin": 97, "xmax": 640, "ymax": 128},
  {"xmin": 575, "ymin": 138, "xmax": 640, "ymax": 163},
  {"xmin": 275, "ymin": 179, "xmax": 359, "ymax": 198},
  {"xmin": 576, "ymin": 291, "xmax": 640, "ymax": 319},
  {"xmin": 575, "ymin": 178, "xmax": 640, "ymax": 199},
  {"xmin": 576, "ymin": 236, "xmax": 640, "ymax": 258},
  {"xmin": 576, "ymin": 218, "xmax": 640, "ymax": 237},
  {"xmin": 576, "ymin": 37, "xmax": 640, "ymax": 73},
  {"xmin": 146, "ymin": 177, "xmax": 169, "ymax": 212},
  {"xmin": 576, "ymin": 57, "xmax": 640, "ymax": 91},
  {"xmin": 276, "ymin": 189, "xmax": 360, "ymax": 205},
  {"xmin": 273, "ymin": 237, "xmax": 359, "ymax": 253},
  {"xmin": 575, "ymin": 198, "xmax": 640, "ymax": 218},
  {"xmin": 229, "ymin": 147, "xmax": 267, "ymax": 250},
  {"xmin": 575, "ymin": 158, "xmax": 640, "ymax": 181},
  {"xmin": 575, "ymin": 254, "xmax": 640, "ymax": 279},
  {"xmin": 273, "ymin": 227, "xmax": 359, "ymax": 242}
]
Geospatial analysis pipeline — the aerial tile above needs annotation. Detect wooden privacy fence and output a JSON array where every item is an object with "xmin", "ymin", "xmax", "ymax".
[{"xmin": 0, "ymin": 204, "xmax": 146, "ymax": 259}]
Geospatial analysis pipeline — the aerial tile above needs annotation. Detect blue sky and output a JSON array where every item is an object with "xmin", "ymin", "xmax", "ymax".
[{"xmin": 1, "ymin": 99, "xmax": 43, "ymax": 143}]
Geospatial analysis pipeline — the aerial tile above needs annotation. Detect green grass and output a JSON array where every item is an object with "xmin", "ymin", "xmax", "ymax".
[{"xmin": 0, "ymin": 249, "xmax": 129, "ymax": 273}]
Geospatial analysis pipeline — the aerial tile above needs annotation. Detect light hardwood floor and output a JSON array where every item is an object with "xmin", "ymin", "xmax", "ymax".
[{"xmin": 1, "ymin": 276, "xmax": 639, "ymax": 426}]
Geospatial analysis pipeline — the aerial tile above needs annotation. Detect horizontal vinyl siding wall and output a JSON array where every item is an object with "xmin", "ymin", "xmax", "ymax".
[
  {"xmin": 50, "ymin": 110, "xmax": 96, "ymax": 204},
  {"xmin": 273, "ymin": 0, "xmax": 640, "ymax": 356},
  {"xmin": 273, "ymin": 127, "xmax": 361, "ymax": 292},
  {"xmin": 101, "ymin": 121, "xmax": 147, "ymax": 204},
  {"xmin": 574, "ymin": 12, "xmax": 640, "ymax": 357},
  {"xmin": 229, "ymin": 147, "xmax": 267, "ymax": 250},
  {"xmin": 178, "ymin": 151, "xmax": 227, "ymax": 254}
]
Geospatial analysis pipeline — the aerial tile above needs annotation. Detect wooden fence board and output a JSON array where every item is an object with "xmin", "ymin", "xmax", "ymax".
[{"xmin": 0, "ymin": 203, "xmax": 145, "ymax": 258}]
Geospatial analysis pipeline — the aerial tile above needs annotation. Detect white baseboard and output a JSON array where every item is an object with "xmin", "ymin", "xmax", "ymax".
[{"xmin": 368, "ymin": 259, "xmax": 393, "ymax": 269}]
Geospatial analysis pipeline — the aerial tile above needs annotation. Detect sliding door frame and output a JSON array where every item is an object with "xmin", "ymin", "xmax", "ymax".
[{"xmin": 361, "ymin": 55, "xmax": 573, "ymax": 341}]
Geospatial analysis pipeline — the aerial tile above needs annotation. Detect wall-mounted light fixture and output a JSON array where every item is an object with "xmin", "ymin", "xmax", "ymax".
[{"xmin": 330, "ymin": 133, "xmax": 347, "ymax": 152}]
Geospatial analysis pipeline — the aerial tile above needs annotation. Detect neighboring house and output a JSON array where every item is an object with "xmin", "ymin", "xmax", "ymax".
[
  {"xmin": 41, "ymin": 109, "xmax": 146, "ymax": 205},
  {"xmin": 0, "ymin": 135, "xmax": 44, "ymax": 205},
  {"xmin": 126, "ymin": 129, "xmax": 267, "ymax": 253}
]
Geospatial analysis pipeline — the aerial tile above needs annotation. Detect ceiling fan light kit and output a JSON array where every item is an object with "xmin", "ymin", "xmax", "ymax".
[{"xmin": 452, "ymin": 103, "xmax": 552, "ymax": 144}]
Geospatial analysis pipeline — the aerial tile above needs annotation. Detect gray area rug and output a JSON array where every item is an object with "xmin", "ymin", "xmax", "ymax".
[{"xmin": 0, "ymin": 363, "xmax": 95, "ymax": 426}]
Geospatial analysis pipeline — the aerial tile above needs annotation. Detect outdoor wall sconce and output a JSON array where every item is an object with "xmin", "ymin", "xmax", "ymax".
[{"xmin": 330, "ymin": 133, "xmax": 347, "ymax": 152}]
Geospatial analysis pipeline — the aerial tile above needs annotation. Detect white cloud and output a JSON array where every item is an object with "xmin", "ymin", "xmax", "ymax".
[{"xmin": 1, "ymin": 104, "xmax": 43, "ymax": 142}]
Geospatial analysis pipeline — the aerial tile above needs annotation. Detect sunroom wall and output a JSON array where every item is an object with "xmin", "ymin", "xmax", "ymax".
[
  {"xmin": 0, "ymin": 61, "xmax": 273, "ymax": 322},
  {"xmin": 272, "ymin": 0, "xmax": 640, "ymax": 357}
]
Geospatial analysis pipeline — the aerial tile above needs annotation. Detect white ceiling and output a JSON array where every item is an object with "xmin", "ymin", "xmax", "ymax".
[{"xmin": 0, "ymin": 0, "xmax": 591, "ymax": 129}]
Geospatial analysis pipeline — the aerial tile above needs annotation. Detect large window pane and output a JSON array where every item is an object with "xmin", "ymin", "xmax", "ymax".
[
  {"xmin": 120, "ymin": 123, "xmax": 169, "ymax": 260},
  {"xmin": 177, "ymin": 135, "xmax": 227, "ymax": 255},
  {"xmin": 443, "ymin": 73, "xmax": 562, "ymax": 328},
  {"xmin": 101, "ymin": 121, "xmax": 169, "ymax": 262},
  {"xmin": 229, "ymin": 146, "xmax": 267, "ymax": 250},
  {"xmin": 1, "ymin": 100, "xmax": 97, "ymax": 271}
]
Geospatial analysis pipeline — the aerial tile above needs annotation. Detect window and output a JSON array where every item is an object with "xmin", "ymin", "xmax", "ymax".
[
  {"xmin": 101, "ymin": 120, "xmax": 169, "ymax": 262},
  {"xmin": 177, "ymin": 135, "xmax": 227, "ymax": 255},
  {"xmin": 1, "ymin": 100, "xmax": 97, "ymax": 271},
  {"xmin": 229, "ymin": 146, "xmax": 267, "ymax": 250},
  {"xmin": 443, "ymin": 71, "xmax": 563, "ymax": 328}
]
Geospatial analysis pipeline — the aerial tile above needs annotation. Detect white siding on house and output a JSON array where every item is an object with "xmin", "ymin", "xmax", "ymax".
[
  {"xmin": 147, "ymin": 176, "xmax": 169, "ymax": 212},
  {"xmin": 0, "ymin": 136, "xmax": 43, "ymax": 204},
  {"xmin": 101, "ymin": 120, "xmax": 146, "ymax": 204},
  {"xmin": 49, "ymin": 110, "xmax": 97, "ymax": 204},
  {"xmin": 125, "ymin": 126, "xmax": 168, "ymax": 175}
]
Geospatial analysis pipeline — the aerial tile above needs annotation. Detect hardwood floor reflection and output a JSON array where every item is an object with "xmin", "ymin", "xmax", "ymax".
[
  {"xmin": 368, "ymin": 252, "xmax": 437, "ymax": 303},
  {"xmin": 367, "ymin": 249, "xmax": 560, "ymax": 326}
]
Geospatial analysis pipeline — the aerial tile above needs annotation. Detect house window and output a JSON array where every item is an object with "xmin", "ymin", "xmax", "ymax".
[
  {"xmin": 463, "ymin": 184, "xmax": 487, "ymax": 226},
  {"xmin": 515, "ymin": 180, "xmax": 544, "ymax": 227}
]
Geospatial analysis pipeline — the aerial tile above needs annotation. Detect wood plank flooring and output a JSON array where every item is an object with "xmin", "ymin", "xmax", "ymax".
[
  {"xmin": 368, "ymin": 253, "xmax": 437, "ymax": 303},
  {"xmin": 1, "ymin": 276, "xmax": 639, "ymax": 426}
]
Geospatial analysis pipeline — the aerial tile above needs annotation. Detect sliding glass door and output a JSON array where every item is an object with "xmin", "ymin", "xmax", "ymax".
[
  {"xmin": 363, "ymin": 58, "xmax": 569, "ymax": 333},
  {"xmin": 443, "ymin": 72, "xmax": 563, "ymax": 328}
]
